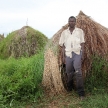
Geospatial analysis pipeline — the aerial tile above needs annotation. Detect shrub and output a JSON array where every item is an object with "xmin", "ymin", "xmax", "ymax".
[
  {"xmin": 85, "ymin": 55, "xmax": 108, "ymax": 93},
  {"xmin": 0, "ymin": 51, "xmax": 44, "ymax": 106}
]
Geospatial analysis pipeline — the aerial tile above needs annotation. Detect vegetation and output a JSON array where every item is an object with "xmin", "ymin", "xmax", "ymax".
[
  {"xmin": 0, "ymin": 26, "xmax": 48, "ymax": 59},
  {"xmin": 0, "ymin": 51, "xmax": 44, "ymax": 108},
  {"xmin": 34, "ymin": 55, "xmax": 108, "ymax": 108},
  {"xmin": 0, "ymin": 52, "xmax": 108, "ymax": 107},
  {"xmin": 0, "ymin": 25, "xmax": 108, "ymax": 107},
  {"xmin": 85, "ymin": 55, "xmax": 108, "ymax": 93},
  {"xmin": 0, "ymin": 32, "xmax": 16, "ymax": 59}
]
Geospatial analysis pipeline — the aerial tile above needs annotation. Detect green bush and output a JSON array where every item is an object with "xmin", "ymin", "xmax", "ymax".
[
  {"xmin": 85, "ymin": 55, "xmax": 108, "ymax": 93},
  {"xmin": 0, "ymin": 26, "xmax": 48, "ymax": 59},
  {"xmin": 80, "ymin": 93, "xmax": 108, "ymax": 108},
  {"xmin": 0, "ymin": 32, "xmax": 15, "ymax": 59},
  {"xmin": 0, "ymin": 51, "xmax": 44, "ymax": 107}
]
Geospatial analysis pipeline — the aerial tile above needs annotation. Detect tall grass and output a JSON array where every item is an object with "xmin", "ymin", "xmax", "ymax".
[
  {"xmin": 0, "ymin": 51, "xmax": 44, "ymax": 107},
  {"xmin": 85, "ymin": 55, "xmax": 108, "ymax": 93},
  {"xmin": 79, "ymin": 93, "xmax": 108, "ymax": 108}
]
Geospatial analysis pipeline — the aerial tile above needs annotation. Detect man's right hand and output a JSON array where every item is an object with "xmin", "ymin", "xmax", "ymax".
[
  {"xmin": 62, "ymin": 44, "xmax": 66, "ymax": 64},
  {"xmin": 63, "ymin": 56, "xmax": 66, "ymax": 64}
]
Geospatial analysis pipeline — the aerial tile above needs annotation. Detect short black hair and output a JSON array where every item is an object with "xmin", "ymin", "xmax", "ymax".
[{"xmin": 68, "ymin": 16, "xmax": 76, "ymax": 22}]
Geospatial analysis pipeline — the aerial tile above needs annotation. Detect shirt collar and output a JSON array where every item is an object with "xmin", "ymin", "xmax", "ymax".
[{"xmin": 67, "ymin": 27, "xmax": 77, "ymax": 33}]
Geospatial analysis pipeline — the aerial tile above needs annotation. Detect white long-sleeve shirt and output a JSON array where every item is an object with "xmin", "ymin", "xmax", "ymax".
[{"xmin": 59, "ymin": 27, "xmax": 85, "ymax": 58}]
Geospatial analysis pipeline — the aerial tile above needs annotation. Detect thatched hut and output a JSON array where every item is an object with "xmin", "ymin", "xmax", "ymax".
[
  {"xmin": 52, "ymin": 11, "xmax": 108, "ymax": 77},
  {"xmin": 0, "ymin": 26, "xmax": 48, "ymax": 59},
  {"xmin": 42, "ymin": 11, "xmax": 108, "ymax": 94}
]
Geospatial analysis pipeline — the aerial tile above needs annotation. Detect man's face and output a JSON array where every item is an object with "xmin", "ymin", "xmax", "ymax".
[{"xmin": 68, "ymin": 18, "xmax": 76, "ymax": 28}]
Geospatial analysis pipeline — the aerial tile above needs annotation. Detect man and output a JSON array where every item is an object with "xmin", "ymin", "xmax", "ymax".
[{"xmin": 59, "ymin": 16, "xmax": 85, "ymax": 100}]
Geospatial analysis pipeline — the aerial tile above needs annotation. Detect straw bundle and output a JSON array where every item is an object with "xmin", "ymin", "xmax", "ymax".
[
  {"xmin": 42, "ymin": 48, "xmax": 66, "ymax": 95},
  {"xmin": 52, "ymin": 11, "xmax": 108, "ymax": 77}
]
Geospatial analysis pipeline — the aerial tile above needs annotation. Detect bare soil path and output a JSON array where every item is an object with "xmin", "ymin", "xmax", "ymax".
[{"xmin": 26, "ymin": 91, "xmax": 87, "ymax": 108}]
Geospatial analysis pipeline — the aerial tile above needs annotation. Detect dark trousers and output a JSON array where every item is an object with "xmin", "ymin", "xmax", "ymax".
[{"xmin": 66, "ymin": 51, "xmax": 85, "ymax": 96}]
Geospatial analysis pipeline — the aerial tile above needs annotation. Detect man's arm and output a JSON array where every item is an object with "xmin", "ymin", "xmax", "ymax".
[
  {"xmin": 62, "ymin": 44, "xmax": 65, "ymax": 64},
  {"xmin": 80, "ymin": 43, "xmax": 84, "ymax": 61},
  {"xmin": 60, "ymin": 44, "xmax": 65, "ymax": 64}
]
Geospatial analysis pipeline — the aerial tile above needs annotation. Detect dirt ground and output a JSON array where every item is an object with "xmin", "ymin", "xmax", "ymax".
[{"xmin": 26, "ymin": 91, "xmax": 86, "ymax": 108}]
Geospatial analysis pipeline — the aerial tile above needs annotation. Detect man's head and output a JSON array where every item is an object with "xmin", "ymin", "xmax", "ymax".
[{"xmin": 68, "ymin": 16, "xmax": 76, "ymax": 28}]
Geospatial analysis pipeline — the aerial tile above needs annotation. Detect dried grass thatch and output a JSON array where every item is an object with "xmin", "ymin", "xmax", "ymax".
[
  {"xmin": 42, "ymin": 11, "xmax": 108, "ymax": 94},
  {"xmin": 42, "ymin": 48, "xmax": 66, "ymax": 95}
]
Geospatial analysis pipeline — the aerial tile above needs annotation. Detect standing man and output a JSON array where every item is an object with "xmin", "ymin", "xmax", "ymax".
[{"xmin": 59, "ymin": 16, "xmax": 85, "ymax": 100}]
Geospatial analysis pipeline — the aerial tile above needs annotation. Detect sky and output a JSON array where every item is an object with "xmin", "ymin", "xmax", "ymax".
[{"xmin": 0, "ymin": 0, "xmax": 108, "ymax": 38}]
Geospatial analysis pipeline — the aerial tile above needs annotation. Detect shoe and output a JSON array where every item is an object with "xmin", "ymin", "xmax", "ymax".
[{"xmin": 79, "ymin": 96, "xmax": 85, "ymax": 101}]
